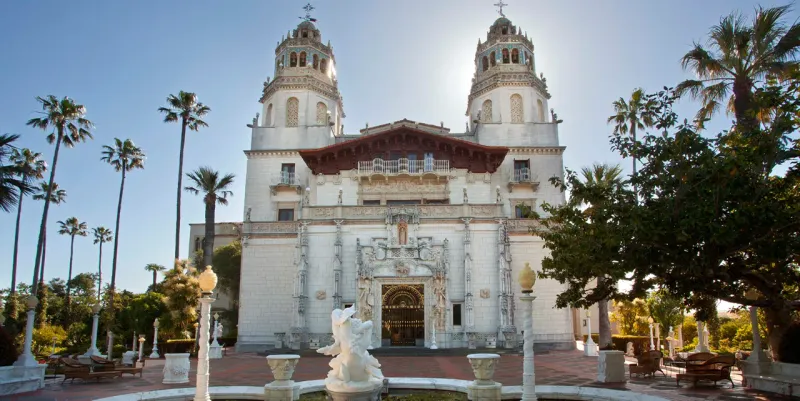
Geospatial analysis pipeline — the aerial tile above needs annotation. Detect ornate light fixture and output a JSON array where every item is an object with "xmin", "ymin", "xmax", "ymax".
[
  {"xmin": 518, "ymin": 262, "xmax": 536, "ymax": 293},
  {"xmin": 92, "ymin": 303, "xmax": 102, "ymax": 315},
  {"xmin": 198, "ymin": 265, "xmax": 218, "ymax": 293},
  {"xmin": 25, "ymin": 295, "xmax": 39, "ymax": 310}
]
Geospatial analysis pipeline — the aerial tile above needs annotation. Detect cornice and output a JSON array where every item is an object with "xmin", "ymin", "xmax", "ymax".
[
  {"xmin": 260, "ymin": 75, "xmax": 346, "ymax": 116},
  {"xmin": 507, "ymin": 147, "xmax": 565, "ymax": 155},
  {"xmin": 244, "ymin": 150, "xmax": 302, "ymax": 158}
]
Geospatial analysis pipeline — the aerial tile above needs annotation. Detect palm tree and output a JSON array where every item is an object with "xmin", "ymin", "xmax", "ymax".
[
  {"xmin": 92, "ymin": 227, "xmax": 113, "ymax": 298},
  {"xmin": 57, "ymin": 217, "xmax": 88, "ymax": 312},
  {"xmin": 8, "ymin": 148, "xmax": 46, "ymax": 307},
  {"xmin": 101, "ymin": 138, "xmax": 145, "ymax": 306},
  {"xmin": 579, "ymin": 163, "xmax": 624, "ymax": 350},
  {"xmin": 26, "ymin": 95, "xmax": 93, "ymax": 294},
  {"xmin": 144, "ymin": 263, "xmax": 166, "ymax": 288},
  {"xmin": 158, "ymin": 91, "xmax": 211, "ymax": 262},
  {"xmin": 32, "ymin": 182, "xmax": 67, "ymax": 287},
  {"xmin": 184, "ymin": 167, "xmax": 235, "ymax": 267},
  {"xmin": 676, "ymin": 5, "xmax": 800, "ymax": 130},
  {"xmin": 607, "ymin": 88, "xmax": 654, "ymax": 192},
  {"xmin": 0, "ymin": 134, "xmax": 35, "ymax": 213}
]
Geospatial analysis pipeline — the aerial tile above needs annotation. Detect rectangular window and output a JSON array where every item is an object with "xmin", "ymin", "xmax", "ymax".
[
  {"xmin": 424, "ymin": 152, "xmax": 434, "ymax": 172},
  {"xmin": 514, "ymin": 160, "xmax": 530, "ymax": 170},
  {"xmin": 281, "ymin": 164, "xmax": 295, "ymax": 185},
  {"xmin": 387, "ymin": 199, "xmax": 421, "ymax": 205},
  {"xmin": 363, "ymin": 200, "xmax": 381, "ymax": 206},
  {"xmin": 515, "ymin": 205, "xmax": 525, "ymax": 218},
  {"xmin": 452, "ymin": 303, "xmax": 463, "ymax": 326},
  {"xmin": 278, "ymin": 208, "xmax": 295, "ymax": 221}
]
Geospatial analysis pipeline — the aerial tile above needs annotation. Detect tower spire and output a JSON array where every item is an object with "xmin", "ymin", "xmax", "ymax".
[{"xmin": 493, "ymin": 0, "xmax": 508, "ymax": 18}]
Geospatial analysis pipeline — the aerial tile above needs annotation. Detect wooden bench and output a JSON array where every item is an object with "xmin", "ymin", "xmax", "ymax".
[
  {"xmin": 90, "ymin": 355, "xmax": 144, "ymax": 377},
  {"xmin": 676, "ymin": 355, "xmax": 735, "ymax": 388},
  {"xmin": 60, "ymin": 358, "xmax": 122, "ymax": 383}
]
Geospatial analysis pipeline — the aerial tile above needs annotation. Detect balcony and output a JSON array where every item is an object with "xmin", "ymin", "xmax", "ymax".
[
  {"xmin": 507, "ymin": 168, "xmax": 539, "ymax": 192},
  {"xmin": 356, "ymin": 158, "xmax": 450, "ymax": 179},
  {"xmin": 269, "ymin": 172, "xmax": 303, "ymax": 195}
]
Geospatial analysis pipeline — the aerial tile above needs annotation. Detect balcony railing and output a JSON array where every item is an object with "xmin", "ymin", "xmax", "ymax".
[
  {"xmin": 508, "ymin": 168, "xmax": 539, "ymax": 192},
  {"xmin": 513, "ymin": 168, "xmax": 535, "ymax": 182},
  {"xmin": 270, "ymin": 172, "xmax": 302, "ymax": 195},
  {"xmin": 357, "ymin": 158, "xmax": 449, "ymax": 176}
]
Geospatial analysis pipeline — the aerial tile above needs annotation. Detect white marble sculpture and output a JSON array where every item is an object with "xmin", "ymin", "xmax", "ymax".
[{"xmin": 317, "ymin": 306, "xmax": 383, "ymax": 394}]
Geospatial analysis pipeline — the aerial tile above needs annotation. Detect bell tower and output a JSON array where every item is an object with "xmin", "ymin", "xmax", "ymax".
[
  {"xmin": 466, "ymin": 4, "xmax": 558, "ymax": 147},
  {"xmin": 251, "ymin": 4, "xmax": 345, "ymax": 150}
]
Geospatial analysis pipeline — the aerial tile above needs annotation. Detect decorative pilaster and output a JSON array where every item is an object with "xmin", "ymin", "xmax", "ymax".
[
  {"xmin": 496, "ymin": 219, "xmax": 515, "ymax": 336},
  {"xmin": 463, "ymin": 218, "xmax": 475, "ymax": 330},
  {"xmin": 293, "ymin": 221, "xmax": 310, "ymax": 340},
  {"xmin": 332, "ymin": 220, "xmax": 344, "ymax": 310}
]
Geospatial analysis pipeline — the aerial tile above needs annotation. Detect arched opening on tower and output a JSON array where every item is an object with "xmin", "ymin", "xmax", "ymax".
[
  {"xmin": 511, "ymin": 94, "xmax": 523, "ymax": 123},
  {"xmin": 490, "ymin": 51, "xmax": 497, "ymax": 67},
  {"xmin": 502, "ymin": 49, "xmax": 510, "ymax": 64},
  {"xmin": 266, "ymin": 103, "xmax": 273, "ymax": 126},
  {"xmin": 299, "ymin": 52, "xmax": 307, "ymax": 67},
  {"xmin": 290, "ymin": 52, "xmax": 298, "ymax": 67},
  {"xmin": 320, "ymin": 59, "xmax": 328, "ymax": 74},
  {"xmin": 537, "ymin": 99, "xmax": 545, "ymax": 122},
  {"xmin": 316, "ymin": 102, "xmax": 328, "ymax": 125},
  {"xmin": 481, "ymin": 100, "xmax": 493, "ymax": 123},
  {"xmin": 511, "ymin": 49, "xmax": 519, "ymax": 64},
  {"xmin": 287, "ymin": 97, "xmax": 299, "ymax": 127},
  {"xmin": 482, "ymin": 56, "xmax": 489, "ymax": 71},
  {"xmin": 313, "ymin": 54, "xmax": 319, "ymax": 69}
]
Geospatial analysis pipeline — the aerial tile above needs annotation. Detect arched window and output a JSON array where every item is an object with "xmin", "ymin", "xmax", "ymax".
[
  {"xmin": 266, "ymin": 103, "xmax": 273, "ymax": 126},
  {"xmin": 481, "ymin": 100, "xmax": 493, "ymax": 123},
  {"xmin": 299, "ymin": 52, "xmax": 307, "ymax": 67},
  {"xmin": 313, "ymin": 54, "xmax": 319, "ymax": 69},
  {"xmin": 502, "ymin": 49, "xmax": 510, "ymax": 64},
  {"xmin": 536, "ymin": 99, "xmax": 545, "ymax": 122},
  {"xmin": 510, "ymin": 94, "xmax": 523, "ymax": 123},
  {"xmin": 290, "ymin": 52, "xmax": 298, "ymax": 67},
  {"xmin": 320, "ymin": 59, "xmax": 328, "ymax": 74},
  {"xmin": 316, "ymin": 102, "xmax": 328, "ymax": 125},
  {"xmin": 302, "ymin": 30, "xmax": 308, "ymax": 38},
  {"xmin": 286, "ymin": 97, "xmax": 299, "ymax": 127},
  {"xmin": 490, "ymin": 51, "xmax": 497, "ymax": 67},
  {"xmin": 482, "ymin": 56, "xmax": 489, "ymax": 71},
  {"xmin": 501, "ymin": 26, "xmax": 508, "ymax": 35},
  {"xmin": 511, "ymin": 49, "xmax": 519, "ymax": 64}
]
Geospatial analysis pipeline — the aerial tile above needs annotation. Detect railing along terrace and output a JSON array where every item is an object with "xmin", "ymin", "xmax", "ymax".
[
  {"xmin": 271, "ymin": 172, "xmax": 299, "ymax": 186},
  {"xmin": 513, "ymin": 168, "xmax": 537, "ymax": 183},
  {"xmin": 357, "ymin": 158, "xmax": 450, "ymax": 175}
]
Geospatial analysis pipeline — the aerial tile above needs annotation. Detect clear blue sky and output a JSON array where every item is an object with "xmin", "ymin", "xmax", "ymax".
[{"xmin": 0, "ymin": 0, "xmax": 792, "ymax": 294}]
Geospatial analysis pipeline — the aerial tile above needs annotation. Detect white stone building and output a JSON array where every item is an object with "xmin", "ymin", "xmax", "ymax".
[{"xmin": 232, "ymin": 14, "xmax": 576, "ymax": 352}]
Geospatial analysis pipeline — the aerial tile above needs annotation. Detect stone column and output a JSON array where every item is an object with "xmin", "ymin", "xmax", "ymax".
[
  {"xmin": 462, "ymin": 218, "xmax": 475, "ymax": 330},
  {"xmin": 585, "ymin": 309, "xmax": 597, "ymax": 356},
  {"xmin": 648, "ymin": 319, "xmax": 655, "ymax": 351},
  {"xmin": 292, "ymin": 221, "xmax": 310, "ymax": 348},
  {"xmin": 332, "ymin": 220, "xmax": 343, "ymax": 309},
  {"xmin": 695, "ymin": 321, "xmax": 708, "ymax": 352},
  {"xmin": 150, "ymin": 319, "xmax": 160, "ymax": 358},
  {"xmin": 520, "ymin": 293, "xmax": 537, "ymax": 401},
  {"xmin": 107, "ymin": 331, "xmax": 114, "ymax": 361},
  {"xmin": 83, "ymin": 303, "xmax": 101, "ymax": 356},
  {"xmin": 194, "ymin": 292, "xmax": 215, "ymax": 401},
  {"xmin": 138, "ymin": 335, "xmax": 145, "ymax": 363},
  {"xmin": 14, "ymin": 296, "xmax": 38, "ymax": 367}
]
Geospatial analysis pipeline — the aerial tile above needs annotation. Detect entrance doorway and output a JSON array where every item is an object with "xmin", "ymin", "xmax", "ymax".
[{"xmin": 381, "ymin": 284, "xmax": 425, "ymax": 346}]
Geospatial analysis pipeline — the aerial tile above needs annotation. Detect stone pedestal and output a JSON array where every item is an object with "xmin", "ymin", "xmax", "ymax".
[
  {"xmin": 597, "ymin": 350, "xmax": 626, "ymax": 383},
  {"xmin": 122, "ymin": 350, "xmax": 137, "ymax": 366},
  {"xmin": 485, "ymin": 335, "xmax": 497, "ymax": 349},
  {"xmin": 264, "ymin": 354, "xmax": 301, "ymax": 401},
  {"xmin": 467, "ymin": 353, "xmax": 502, "ymax": 401},
  {"xmin": 325, "ymin": 386, "xmax": 382, "ymax": 401},
  {"xmin": 209, "ymin": 344, "xmax": 223, "ymax": 359},
  {"xmin": 162, "ymin": 353, "xmax": 190, "ymax": 384},
  {"xmin": 0, "ymin": 365, "xmax": 46, "ymax": 396}
]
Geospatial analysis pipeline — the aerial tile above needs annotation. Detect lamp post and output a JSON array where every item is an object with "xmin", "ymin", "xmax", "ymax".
[
  {"xmin": 584, "ymin": 308, "xmax": 596, "ymax": 356},
  {"xmin": 745, "ymin": 289, "xmax": 767, "ymax": 363},
  {"xmin": 195, "ymin": 265, "xmax": 218, "ymax": 401},
  {"xmin": 194, "ymin": 322, "xmax": 200, "ymax": 352},
  {"xmin": 647, "ymin": 317, "xmax": 655, "ymax": 350},
  {"xmin": 519, "ymin": 262, "xmax": 537, "ymax": 401},
  {"xmin": 84, "ymin": 303, "xmax": 102, "ymax": 356},
  {"xmin": 14, "ymin": 295, "xmax": 39, "ymax": 366},
  {"xmin": 138, "ymin": 335, "xmax": 145, "ymax": 363},
  {"xmin": 150, "ymin": 318, "xmax": 160, "ymax": 358}
]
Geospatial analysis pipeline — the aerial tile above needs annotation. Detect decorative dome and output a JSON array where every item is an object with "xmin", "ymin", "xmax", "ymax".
[
  {"xmin": 493, "ymin": 17, "xmax": 511, "ymax": 26},
  {"xmin": 298, "ymin": 20, "xmax": 317, "ymax": 30}
]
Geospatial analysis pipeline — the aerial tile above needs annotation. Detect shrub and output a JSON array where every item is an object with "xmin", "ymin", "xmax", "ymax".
[
  {"xmin": 0, "ymin": 325, "xmax": 19, "ymax": 366},
  {"xmin": 32, "ymin": 324, "xmax": 67, "ymax": 356},
  {"xmin": 778, "ymin": 321, "xmax": 800, "ymax": 364},
  {"xmin": 112, "ymin": 344, "xmax": 128, "ymax": 359}
]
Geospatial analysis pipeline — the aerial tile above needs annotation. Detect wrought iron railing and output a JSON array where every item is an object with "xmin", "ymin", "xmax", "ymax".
[
  {"xmin": 271, "ymin": 172, "xmax": 299, "ymax": 186},
  {"xmin": 357, "ymin": 158, "xmax": 449, "ymax": 175},
  {"xmin": 513, "ymin": 168, "xmax": 537, "ymax": 183}
]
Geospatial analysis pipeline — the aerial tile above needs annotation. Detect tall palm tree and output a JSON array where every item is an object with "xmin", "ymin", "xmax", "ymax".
[
  {"xmin": 676, "ymin": 5, "xmax": 800, "ymax": 130},
  {"xmin": 144, "ymin": 263, "xmax": 166, "ymax": 288},
  {"xmin": 607, "ymin": 88, "xmax": 654, "ymax": 191},
  {"xmin": 1, "ymin": 134, "xmax": 34, "ymax": 213},
  {"xmin": 26, "ymin": 95, "xmax": 93, "ymax": 295},
  {"xmin": 92, "ymin": 227, "xmax": 113, "ymax": 299},
  {"xmin": 57, "ymin": 217, "xmax": 88, "ymax": 312},
  {"xmin": 8, "ymin": 148, "xmax": 46, "ymax": 305},
  {"xmin": 101, "ymin": 138, "xmax": 145, "ymax": 306},
  {"xmin": 32, "ymin": 182, "xmax": 67, "ymax": 287},
  {"xmin": 184, "ymin": 167, "xmax": 235, "ymax": 267},
  {"xmin": 158, "ymin": 92, "xmax": 211, "ymax": 262},
  {"xmin": 579, "ymin": 163, "xmax": 624, "ymax": 350}
]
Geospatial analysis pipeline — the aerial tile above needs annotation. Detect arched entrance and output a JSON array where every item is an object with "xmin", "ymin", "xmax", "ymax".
[{"xmin": 381, "ymin": 284, "xmax": 424, "ymax": 346}]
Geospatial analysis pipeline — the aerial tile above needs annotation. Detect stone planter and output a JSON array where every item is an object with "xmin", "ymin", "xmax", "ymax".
[
  {"xmin": 209, "ymin": 344, "xmax": 223, "ymax": 359},
  {"xmin": 466, "ymin": 353, "xmax": 501, "ymax": 401},
  {"xmin": 597, "ymin": 350, "xmax": 626, "ymax": 383},
  {"xmin": 0, "ymin": 364, "xmax": 46, "ymax": 396},
  {"xmin": 265, "ymin": 355, "xmax": 301, "ymax": 401},
  {"xmin": 162, "ymin": 353, "xmax": 190, "ymax": 384}
]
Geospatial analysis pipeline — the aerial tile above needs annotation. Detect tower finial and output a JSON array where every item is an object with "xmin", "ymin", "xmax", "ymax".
[
  {"xmin": 493, "ymin": 1, "xmax": 508, "ymax": 18},
  {"xmin": 300, "ymin": 3, "xmax": 317, "ymax": 22}
]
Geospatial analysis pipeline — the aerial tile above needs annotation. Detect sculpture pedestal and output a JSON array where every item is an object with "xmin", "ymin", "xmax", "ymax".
[
  {"xmin": 162, "ymin": 353, "xmax": 190, "ymax": 384},
  {"xmin": 209, "ymin": 344, "xmax": 222, "ymax": 359},
  {"xmin": 466, "ymin": 353, "xmax": 501, "ymax": 401},
  {"xmin": 325, "ymin": 384, "xmax": 382, "ymax": 401},
  {"xmin": 265, "ymin": 355, "xmax": 301, "ymax": 401},
  {"xmin": 597, "ymin": 351, "xmax": 626, "ymax": 383}
]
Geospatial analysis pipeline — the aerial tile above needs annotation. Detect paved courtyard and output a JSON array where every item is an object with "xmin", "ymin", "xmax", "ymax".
[{"xmin": 3, "ymin": 350, "xmax": 788, "ymax": 401}]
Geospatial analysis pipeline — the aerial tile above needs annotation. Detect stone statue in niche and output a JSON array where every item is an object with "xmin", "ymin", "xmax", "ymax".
[
  {"xmin": 463, "ymin": 188, "xmax": 468, "ymax": 203},
  {"xmin": 357, "ymin": 276, "xmax": 374, "ymax": 321},
  {"xmin": 397, "ymin": 220, "xmax": 408, "ymax": 245},
  {"xmin": 394, "ymin": 261, "xmax": 410, "ymax": 277},
  {"xmin": 433, "ymin": 274, "xmax": 447, "ymax": 312},
  {"xmin": 418, "ymin": 239, "xmax": 433, "ymax": 260}
]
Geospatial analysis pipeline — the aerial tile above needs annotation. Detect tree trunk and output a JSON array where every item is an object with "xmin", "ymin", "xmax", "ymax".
[
  {"xmin": 174, "ymin": 120, "xmax": 188, "ymax": 261},
  {"xmin": 597, "ymin": 299, "xmax": 613, "ymax": 349},
  {"xmin": 203, "ymin": 195, "xmax": 215, "ymax": 268},
  {"xmin": 66, "ymin": 234, "xmax": 75, "ymax": 321},
  {"xmin": 97, "ymin": 242, "xmax": 103, "ymax": 299},
  {"xmin": 764, "ymin": 305, "xmax": 792, "ymax": 361},
  {"xmin": 40, "ymin": 231, "xmax": 47, "ymax": 285},
  {"xmin": 10, "ymin": 194, "xmax": 24, "ymax": 296},
  {"xmin": 152, "ymin": 270, "xmax": 157, "ymax": 287},
  {"xmin": 631, "ymin": 125, "xmax": 638, "ymax": 196},
  {"xmin": 732, "ymin": 77, "xmax": 757, "ymax": 132},
  {"xmin": 31, "ymin": 128, "xmax": 63, "ymax": 296},
  {"xmin": 109, "ymin": 165, "xmax": 127, "ymax": 315}
]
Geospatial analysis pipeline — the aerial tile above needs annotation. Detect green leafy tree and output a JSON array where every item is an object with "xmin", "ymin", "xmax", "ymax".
[
  {"xmin": 101, "ymin": 138, "xmax": 145, "ymax": 312},
  {"xmin": 91, "ymin": 227, "xmax": 113, "ymax": 298},
  {"xmin": 26, "ymin": 95, "xmax": 93, "ymax": 295},
  {"xmin": 144, "ymin": 263, "xmax": 166, "ymax": 288},
  {"xmin": 676, "ymin": 5, "xmax": 800, "ymax": 130},
  {"xmin": 158, "ymin": 91, "xmax": 211, "ymax": 261},
  {"xmin": 57, "ymin": 217, "xmax": 88, "ymax": 313},
  {"xmin": 32, "ymin": 324, "xmax": 67, "ymax": 356},
  {"xmin": 646, "ymin": 289, "xmax": 685, "ymax": 348},
  {"xmin": 212, "ymin": 240, "xmax": 242, "ymax": 324},
  {"xmin": 184, "ymin": 167, "xmax": 235, "ymax": 267},
  {"xmin": 531, "ymin": 163, "xmax": 635, "ymax": 349},
  {"xmin": 160, "ymin": 260, "xmax": 200, "ymax": 338},
  {"xmin": 7, "ymin": 147, "xmax": 46, "ymax": 319},
  {"xmin": 609, "ymin": 82, "xmax": 800, "ymax": 360},
  {"xmin": 610, "ymin": 298, "xmax": 649, "ymax": 336}
]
